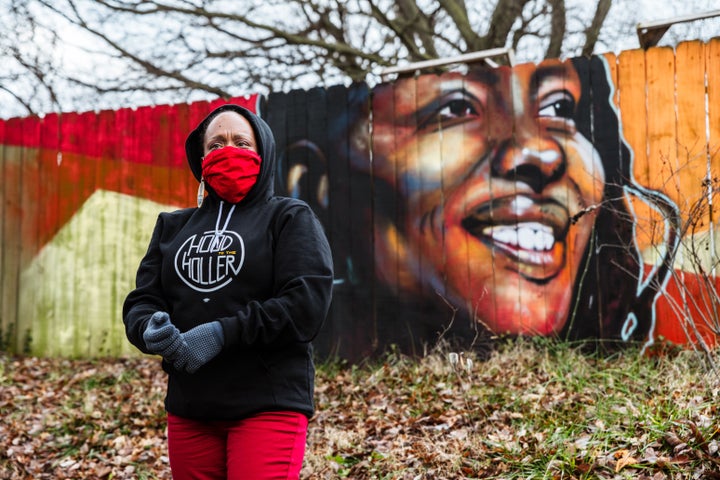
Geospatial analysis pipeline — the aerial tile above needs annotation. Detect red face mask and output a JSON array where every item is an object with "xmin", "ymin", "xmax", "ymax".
[{"xmin": 201, "ymin": 146, "xmax": 262, "ymax": 203}]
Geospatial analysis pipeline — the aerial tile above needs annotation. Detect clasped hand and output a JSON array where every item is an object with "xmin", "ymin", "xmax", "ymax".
[{"xmin": 142, "ymin": 311, "xmax": 224, "ymax": 374}]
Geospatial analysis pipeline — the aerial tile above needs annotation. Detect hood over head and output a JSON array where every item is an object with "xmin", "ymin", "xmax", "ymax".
[{"xmin": 185, "ymin": 103, "xmax": 276, "ymax": 201}]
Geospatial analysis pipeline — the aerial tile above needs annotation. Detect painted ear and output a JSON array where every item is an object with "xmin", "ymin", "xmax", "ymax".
[{"xmin": 278, "ymin": 139, "xmax": 328, "ymax": 211}]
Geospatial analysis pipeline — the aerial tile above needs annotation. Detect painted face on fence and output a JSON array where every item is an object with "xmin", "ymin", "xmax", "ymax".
[{"xmin": 369, "ymin": 59, "xmax": 605, "ymax": 336}]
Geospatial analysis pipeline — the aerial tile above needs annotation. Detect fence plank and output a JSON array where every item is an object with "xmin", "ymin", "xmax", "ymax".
[
  {"xmin": 1, "ymin": 135, "xmax": 23, "ymax": 352},
  {"xmin": 166, "ymin": 103, "xmax": 195, "ymax": 207},
  {"xmin": 708, "ymin": 38, "xmax": 720, "ymax": 194},
  {"xmin": 617, "ymin": 48, "xmax": 649, "ymax": 193},
  {"xmin": 675, "ymin": 41, "xmax": 709, "ymax": 222},
  {"xmin": 0, "ymin": 128, "xmax": 7, "ymax": 349},
  {"xmin": 27, "ymin": 114, "xmax": 52, "ymax": 356},
  {"xmin": 646, "ymin": 47, "xmax": 678, "ymax": 201},
  {"xmin": 16, "ymin": 117, "xmax": 42, "ymax": 354},
  {"xmin": 617, "ymin": 48, "xmax": 664, "ymax": 272},
  {"xmin": 334, "ymin": 84, "xmax": 376, "ymax": 360},
  {"xmin": 372, "ymin": 79, "xmax": 408, "ymax": 353},
  {"xmin": 323, "ymin": 84, "xmax": 355, "ymax": 358},
  {"xmin": 707, "ymin": 38, "xmax": 720, "ymax": 261}
]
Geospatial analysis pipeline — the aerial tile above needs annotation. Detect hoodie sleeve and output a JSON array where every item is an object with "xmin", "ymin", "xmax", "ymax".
[
  {"xmin": 218, "ymin": 202, "xmax": 333, "ymax": 348},
  {"xmin": 122, "ymin": 214, "xmax": 171, "ymax": 354}
]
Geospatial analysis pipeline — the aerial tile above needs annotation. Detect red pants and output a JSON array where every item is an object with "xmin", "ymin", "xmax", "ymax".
[{"xmin": 167, "ymin": 411, "xmax": 308, "ymax": 480}]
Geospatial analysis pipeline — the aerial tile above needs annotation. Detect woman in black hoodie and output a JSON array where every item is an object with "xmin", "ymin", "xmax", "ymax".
[{"xmin": 123, "ymin": 104, "xmax": 334, "ymax": 479}]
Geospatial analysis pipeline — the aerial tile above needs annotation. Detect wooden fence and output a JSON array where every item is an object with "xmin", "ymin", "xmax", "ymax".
[{"xmin": 1, "ymin": 40, "xmax": 719, "ymax": 360}]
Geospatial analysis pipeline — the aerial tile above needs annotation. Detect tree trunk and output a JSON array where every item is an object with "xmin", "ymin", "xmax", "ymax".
[
  {"xmin": 484, "ymin": 0, "xmax": 533, "ymax": 49},
  {"xmin": 582, "ymin": 0, "xmax": 612, "ymax": 57},
  {"xmin": 546, "ymin": 0, "xmax": 566, "ymax": 58}
]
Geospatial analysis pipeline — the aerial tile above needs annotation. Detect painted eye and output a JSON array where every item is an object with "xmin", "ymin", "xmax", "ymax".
[
  {"xmin": 417, "ymin": 92, "xmax": 482, "ymax": 132},
  {"xmin": 437, "ymin": 99, "xmax": 478, "ymax": 121},
  {"xmin": 538, "ymin": 91, "xmax": 575, "ymax": 119}
]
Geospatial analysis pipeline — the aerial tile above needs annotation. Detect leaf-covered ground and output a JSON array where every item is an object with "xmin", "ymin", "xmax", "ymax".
[{"xmin": 2, "ymin": 339, "xmax": 720, "ymax": 479}]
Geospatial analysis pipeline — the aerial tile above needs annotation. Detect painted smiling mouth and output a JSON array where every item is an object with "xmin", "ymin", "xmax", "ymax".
[{"xmin": 460, "ymin": 195, "xmax": 570, "ymax": 280}]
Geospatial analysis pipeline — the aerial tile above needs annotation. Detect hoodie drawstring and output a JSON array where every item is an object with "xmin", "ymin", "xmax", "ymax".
[{"xmin": 212, "ymin": 201, "xmax": 236, "ymax": 250}]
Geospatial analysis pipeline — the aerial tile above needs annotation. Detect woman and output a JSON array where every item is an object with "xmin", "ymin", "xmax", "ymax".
[
  {"xmin": 123, "ymin": 104, "xmax": 333, "ymax": 479},
  {"xmin": 335, "ymin": 56, "xmax": 678, "ymax": 353}
]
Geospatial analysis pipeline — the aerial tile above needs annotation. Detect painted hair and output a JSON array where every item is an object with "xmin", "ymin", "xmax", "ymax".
[{"xmin": 563, "ymin": 56, "xmax": 680, "ymax": 348}]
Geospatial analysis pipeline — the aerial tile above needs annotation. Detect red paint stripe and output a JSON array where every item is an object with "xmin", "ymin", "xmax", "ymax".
[{"xmin": 0, "ymin": 95, "xmax": 260, "ymax": 166}]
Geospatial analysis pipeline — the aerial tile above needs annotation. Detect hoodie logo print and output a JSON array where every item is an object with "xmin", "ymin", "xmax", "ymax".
[{"xmin": 174, "ymin": 230, "xmax": 245, "ymax": 292}]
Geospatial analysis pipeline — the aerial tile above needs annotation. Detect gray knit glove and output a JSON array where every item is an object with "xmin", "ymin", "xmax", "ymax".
[
  {"xmin": 171, "ymin": 321, "xmax": 225, "ymax": 374},
  {"xmin": 143, "ymin": 311, "xmax": 184, "ymax": 358}
]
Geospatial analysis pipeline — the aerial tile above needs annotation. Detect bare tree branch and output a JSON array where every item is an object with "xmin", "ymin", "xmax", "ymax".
[
  {"xmin": 582, "ymin": 0, "xmax": 611, "ymax": 57},
  {"xmin": 39, "ymin": 0, "xmax": 232, "ymax": 97},
  {"xmin": 367, "ymin": 1, "xmax": 427, "ymax": 60},
  {"xmin": 437, "ymin": 0, "xmax": 483, "ymax": 51},
  {"xmin": 4, "ymin": 0, "xmax": 673, "ymax": 118},
  {"xmin": 546, "ymin": 0, "xmax": 566, "ymax": 58},
  {"xmin": 484, "ymin": 0, "xmax": 534, "ymax": 48},
  {"xmin": 395, "ymin": 0, "xmax": 440, "ymax": 59}
]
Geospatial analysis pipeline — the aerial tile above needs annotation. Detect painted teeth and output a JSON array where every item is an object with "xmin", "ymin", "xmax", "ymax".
[{"xmin": 483, "ymin": 222, "xmax": 554, "ymax": 251}]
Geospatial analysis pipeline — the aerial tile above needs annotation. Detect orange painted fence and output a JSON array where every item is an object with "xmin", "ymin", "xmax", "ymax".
[
  {"xmin": 615, "ymin": 41, "xmax": 720, "ymax": 349},
  {"xmin": 1, "ymin": 40, "xmax": 719, "ymax": 360}
]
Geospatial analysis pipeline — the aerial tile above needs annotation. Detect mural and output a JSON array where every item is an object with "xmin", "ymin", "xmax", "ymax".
[
  {"xmin": 267, "ymin": 44, "xmax": 720, "ymax": 360},
  {"xmin": 268, "ymin": 56, "xmax": 685, "ymax": 359},
  {"xmin": 2, "ymin": 40, "xmax": 720, "ymax": 360}
]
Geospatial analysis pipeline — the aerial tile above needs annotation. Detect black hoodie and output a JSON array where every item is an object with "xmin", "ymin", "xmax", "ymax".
[{"xmin": 123, "ymin": 104, "xmax": 334, "ymax": 420}]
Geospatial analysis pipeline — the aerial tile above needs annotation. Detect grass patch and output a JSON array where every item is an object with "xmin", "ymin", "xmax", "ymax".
[
  {"xmin": 1, "ymin": 338, "xmax": 719, "ymax": 479},
  {"xmin": 308, "ymin": 338, "xmax": 720, "ymax": 479}
]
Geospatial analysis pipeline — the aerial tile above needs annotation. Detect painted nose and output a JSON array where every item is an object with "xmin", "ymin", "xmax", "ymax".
[{"xmin": 491, "ymin": 136, "xmax": 565, "ymax": 193}]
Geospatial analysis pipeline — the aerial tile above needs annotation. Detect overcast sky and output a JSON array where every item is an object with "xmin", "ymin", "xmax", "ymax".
[{"xmin": 0, "ymin": 0, "xmax": 718, "ymax": 119}]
